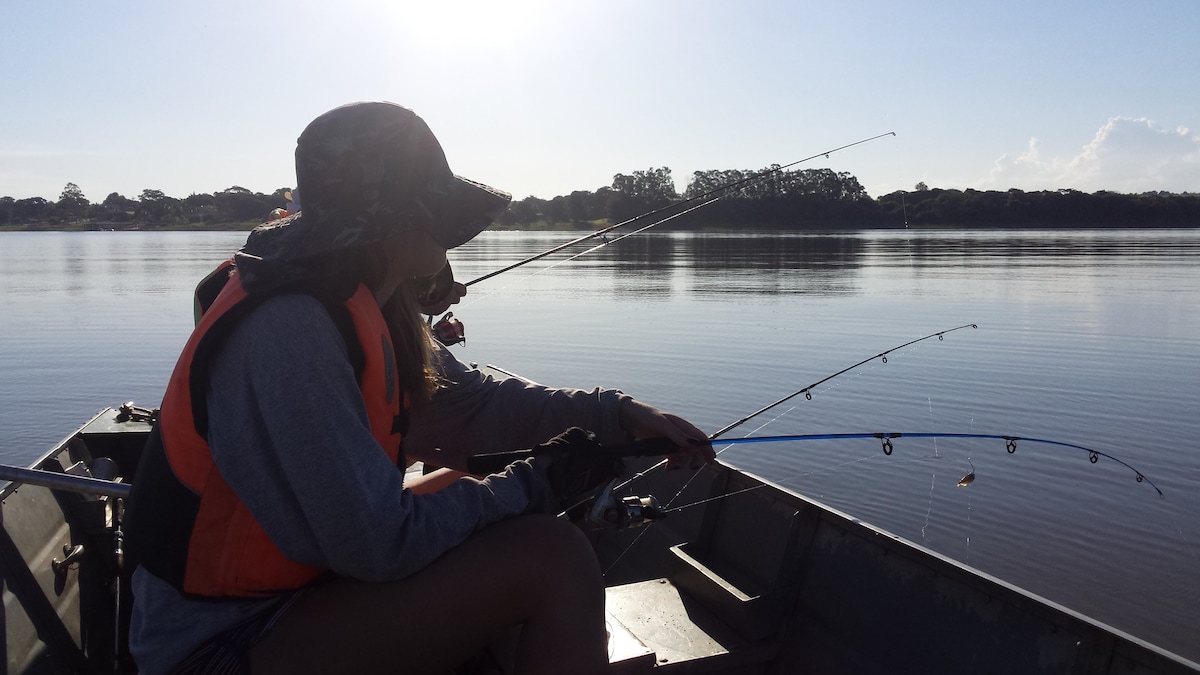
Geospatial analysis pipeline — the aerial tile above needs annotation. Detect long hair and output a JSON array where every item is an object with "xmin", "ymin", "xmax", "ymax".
[
  {"xmin": 316, "ymin": 245, "xmax": 440, "ymax": 403},
  {"xmin": 380, "ymin": 284, "xmax": 439, "ymax": 403}
]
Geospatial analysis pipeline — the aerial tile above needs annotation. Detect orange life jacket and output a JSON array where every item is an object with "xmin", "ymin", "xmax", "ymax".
[{"xmin": 127, "ymin": 265, "xmax": 404, "ymax": 598}]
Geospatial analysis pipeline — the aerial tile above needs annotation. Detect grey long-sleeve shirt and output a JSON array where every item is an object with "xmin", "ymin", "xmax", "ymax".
[
  {"xmin": 405, "ymin": 342, "xmax": 634, "ymax": 469},
  {"xmin": 129, "ymin": 294, "xmax": 629, "ymax": 673}
]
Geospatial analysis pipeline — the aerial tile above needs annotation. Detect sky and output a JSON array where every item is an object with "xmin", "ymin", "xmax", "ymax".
[{"xmin": 2, "ymin": 0, "xmax": 1198, "ymax": 205}]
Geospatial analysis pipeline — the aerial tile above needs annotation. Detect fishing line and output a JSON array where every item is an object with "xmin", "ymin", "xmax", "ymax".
[
  {"xmin": 926, "ymin": 396, "xmax": 942, "ymax": 459},
  {"xmin": 464, "ymin": 132, "xmax": 897, "ymax": 288},
  {"xmin": 959, "ymin": 457, "xmax": 975, "ymax": 557},
  {"xmin": 920, "ymin": 390, "xmax": 943, "ymax": 546},
  {"xmin": 893, "ymin": 132, "xmax": 910, "ymax": 228},
  {"xmin": 920, "ymin": 472, "xmax": 938, "ymax": 546}
]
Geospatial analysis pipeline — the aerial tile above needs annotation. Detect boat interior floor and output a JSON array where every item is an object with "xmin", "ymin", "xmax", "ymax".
[{"xmin": 470, "ymin": 577, "xmax": 779, "ymax": 675}]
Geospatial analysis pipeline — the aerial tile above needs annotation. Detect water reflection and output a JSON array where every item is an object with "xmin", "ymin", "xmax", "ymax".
[
  {"xmin": 861, "ymin": 230, "xmax": 1200, "ymax": 267},
  {"xmin": 455, "ymin": 230, "xmax": 1200, "ymax": 300},
  {"xmin": 459, "ymin": 232, "xmax": 869, "ymax": 298}
]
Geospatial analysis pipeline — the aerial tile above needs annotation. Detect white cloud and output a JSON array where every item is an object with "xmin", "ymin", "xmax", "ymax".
[{"xmin": 982, "ymin": 117, "xmax": 1200, "ymax": 193}]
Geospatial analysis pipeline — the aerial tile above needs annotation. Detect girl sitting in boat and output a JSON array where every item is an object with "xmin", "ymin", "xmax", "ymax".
[{"xmin": 124, "ymin": 101, "xmax": 711, "ymax": 675}]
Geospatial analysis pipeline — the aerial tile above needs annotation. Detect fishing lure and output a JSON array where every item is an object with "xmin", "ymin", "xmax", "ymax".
[{"xmin": 958, "ymin": 458, "xmax": 976, "ymax": 487}]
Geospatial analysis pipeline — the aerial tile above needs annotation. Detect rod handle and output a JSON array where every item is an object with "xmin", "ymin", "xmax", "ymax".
[
  {"xmin": 467, "ymin": 449, "xmax": 536, "ymax": 475},
  {"xmin": 466, "ymin": 437, "xmax": 680, "ymax": 475}
]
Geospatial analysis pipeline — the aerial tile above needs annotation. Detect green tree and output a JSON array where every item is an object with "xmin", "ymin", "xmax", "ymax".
[
  {"xmin": 184, "ymin": 193, "xmax": 216, "ymax": 209},
  {"xmin": 566, "ymin": 191, "xmax": 588, "ymax": 223},
  {"xmin": 214, "ymin": 186, "xmax": 276, "ymax": 222},
  {"xmin": 102, "ymin": 192, "xmax": 137, "ymax": 213},
  {"xmin": 493, "ymin": 205, "xmax": 518, "ymax": 227},
  {"xmin": 184, "ymin": 192, "xmax": 218, "ymax": 224},
  {"xmin": 609, "ymin": 167, "xmax": 678, "ymax": 221},
  {"xmin": 89, "ymin": 192, "xmax": 136, "ymax": 224},
  {"xmin": 57, "ymin": 182, "xmax": 89, "ymax": 219},
  {"xmin": 137, "ymin": 189, "xmax": 183, "ymax": 224},
  {"xmin": 542, "ymin": 196, "xmax": 569, "ymax": 225},
  {"xmin": 509, "ymin": 197, "xmax": 543, "ymax": 225},
  {"xmin": 611, "ymin": 167, "xmax": 677, "ymax": 204},
  {"xmin": 12, "ymin": 197, "xmax": 53, "ymax": 225}
]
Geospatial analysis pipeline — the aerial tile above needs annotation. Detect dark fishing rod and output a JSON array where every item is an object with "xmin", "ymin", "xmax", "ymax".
[
  {"xmin": 710, "ymin": 323, "xmax": 978, "ymax": 440},
  {"xmin": 464, "ymin": 131, "xmax": 897, "ymax": 288},
  {"xmin": 470, "ymin": 324, "xmax": 979, "ymax": 488},
  {"xmin": 510, "ymin": 197, "xmax": 723, "ymax": 282},
  {"xmin": 606, "ymin": 323, "xmax": 980, "ymax": 491},
  {"xmin": 422, "ymin": 197, "xmax": 723, "ymax": 342},
  {"xmin": 595, "ymin": 324, "xmax": 979, "ymax": 492}
]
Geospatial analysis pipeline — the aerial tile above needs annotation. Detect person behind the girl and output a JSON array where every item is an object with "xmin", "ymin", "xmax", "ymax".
[{"xmin": 125, "ymin": 101, "xmax": 711, "ymax": 675}]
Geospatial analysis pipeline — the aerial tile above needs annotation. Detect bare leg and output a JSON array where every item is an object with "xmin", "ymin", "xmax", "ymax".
[{"xmin": 249, "ymin": 514, "xmax": 608, "ymax": 675}]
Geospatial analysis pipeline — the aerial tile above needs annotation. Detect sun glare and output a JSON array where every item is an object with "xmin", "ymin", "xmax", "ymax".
[{"xmin": 395, "ymin": 0, "xmax": 550, "ymax": 50}]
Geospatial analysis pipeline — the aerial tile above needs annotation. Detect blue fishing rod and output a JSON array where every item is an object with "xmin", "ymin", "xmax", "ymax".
[
  {"xmin": 584, "ymin": 430, "xmax": 1164, "ymax": 532},
  {"xmin": 577, "ymin": 428, "xmax": 1163, "ymax": 502},
  {"xmin": 472, "ymin": 426, "xmax": 1165, "ymax": 531},
  {"xmin": 678, "ymin": 432, "xmax": 1163, "ymax": 498}
]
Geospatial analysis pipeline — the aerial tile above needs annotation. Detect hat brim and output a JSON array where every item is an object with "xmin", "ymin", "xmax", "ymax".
[{"xmin": 425, "ymin": 174, "xmax": 512, "ymax": 249}]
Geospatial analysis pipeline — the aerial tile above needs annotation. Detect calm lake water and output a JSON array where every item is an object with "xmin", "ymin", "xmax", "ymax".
[{"xmin": 1, "ymin": 228, "xmax": 1198, "ymax": 661}]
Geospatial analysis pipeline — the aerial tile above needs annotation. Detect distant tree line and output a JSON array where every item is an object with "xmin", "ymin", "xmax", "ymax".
[
  {"xmin": 497, "ymin": 167, "xmax": 883, "ymax": 229},
  {"xmin": 876, "ymin": 185, "xmax": 1199, "ymax": 228},
  {"xmin": 3, "ymin": 171, "xmax": 1197, "ymax": 231},
  {"xmin": 0, "ymin": 183, "xmax": 290, "ymax": 230}
]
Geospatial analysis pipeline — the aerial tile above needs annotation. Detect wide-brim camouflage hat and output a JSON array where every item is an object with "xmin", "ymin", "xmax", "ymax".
[{"xmin": 255, "ymin": 102, "xmax": 511, "ymax": 263}]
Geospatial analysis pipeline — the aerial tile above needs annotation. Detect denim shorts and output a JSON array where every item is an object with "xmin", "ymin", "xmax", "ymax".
[{"xmin": 167, "ymin": 589, "xmax": 309, "ymax": 675}]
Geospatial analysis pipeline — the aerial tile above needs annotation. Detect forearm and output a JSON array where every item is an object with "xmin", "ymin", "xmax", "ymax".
[{"xmin": 404, "ymin": 345, "xmax": 633, "ymax": 470}]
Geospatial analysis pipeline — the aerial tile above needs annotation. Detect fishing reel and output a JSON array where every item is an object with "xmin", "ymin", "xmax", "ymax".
[
  {"xmin": 585, "ymin": 480, "xmax": 666, "ymax": 530},
  {"xmin": 466, "ymin": 438, "xmax": 676, "ymax": 528},
  {"xmin": 414, "ymin": 262, "xmax": 467, "ymax": 346},
  {"xmin": 430, "ymin": 312, "xmax": 465, "ymax": 346}
]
